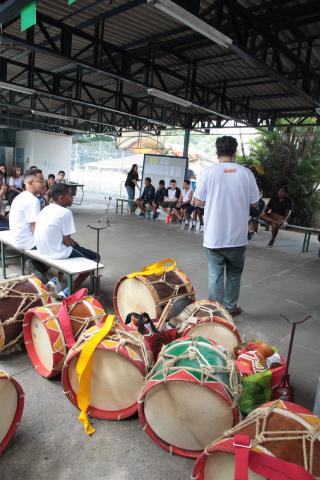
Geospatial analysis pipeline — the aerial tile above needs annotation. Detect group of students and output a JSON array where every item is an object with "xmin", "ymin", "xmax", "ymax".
[
  {"xmin": 134, "ymin": 176, "xmax": 204, "ymax": 230},
  {"xmin": 2, "ymin": 166, "xmax": 97, "ymax": 298}
]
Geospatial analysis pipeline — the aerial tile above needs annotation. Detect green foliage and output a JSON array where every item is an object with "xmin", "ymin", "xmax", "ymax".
[{"xmin": 246, "ymin": 126, "xmax": 320, "ymax": 226}]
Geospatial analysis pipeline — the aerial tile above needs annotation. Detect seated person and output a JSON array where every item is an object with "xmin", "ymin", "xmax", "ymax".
[
  {"xmin": 190, "ymin": 197, "xmax": 204, "ymax": 232},
  {"xmin": 0, "ymin": 171, "xmax": 7, "ymax": 209},
  {"xmin": 44, "ymin": 174, "xmax": 56, "ymax": 204},
  {"xmin": 260, "ymin": 186, "xmax": 293, "ymax": 247},
  {"xmin": 56, "ymin": 170, "xmax": 66, "ymax": 183},
  {"xmin": 152, "ymin": 180, "xmax": 166, "ymax": 220},
  {"xmin": 173, "ymin": 179, "xmax": 193, "ymax": 228},
  {"xmin": 135, "ymin": 177, "xmax": 156, "ymax": 217},
  {"xmin": 163, "ymin": 179, "xmax": 181, "ymax": 224},
  {"xmin": 34, "ymin": 183, "xmax": 99, "ymax": 298},
  {"xmin": 248, "ymin": 190, "xmax": 265, "ymax": 240},
  {"xmin": 6, "ymin": 167, "xmax": 24, "ymax": 214}
]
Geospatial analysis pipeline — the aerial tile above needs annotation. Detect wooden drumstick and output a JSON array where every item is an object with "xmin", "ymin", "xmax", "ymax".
[{"xmin": 157, "ymin": 300, "xmax": 174, "ymax": 332}]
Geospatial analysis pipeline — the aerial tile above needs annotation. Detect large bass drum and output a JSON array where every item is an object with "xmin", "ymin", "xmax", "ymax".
[
  {"xmin": 0, "ymin": 370, "xmax": 24, "ymax": 454},
  {"xmin": 0, "ymin": 275, "xmax": 50, "ymax": 354}
]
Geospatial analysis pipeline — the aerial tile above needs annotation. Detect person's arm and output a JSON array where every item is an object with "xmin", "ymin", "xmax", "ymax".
[
  {"xmin": 188, "ymin": 190, "xmax": 194, "ymax": 204},
  {"xmin": 61, "ymin": 210, "xmax": 77, "ymax": 247},
  {"xmin": 163, "ymin": 188, "xmax": 169, "ymax": 202},
  {"xmin": 194, "ymin": 172, "xmax": 207, "ymax": 207},
  {"xmin": 25, "ymin": 197, "xmax": 40, "ymax": 232},
  {"xmin": 63, "ymin": 235, "xmax": 76, "ymax": 247}
]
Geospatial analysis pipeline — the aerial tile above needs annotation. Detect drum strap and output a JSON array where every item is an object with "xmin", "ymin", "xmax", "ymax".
[
  {"xmin": 233, "ymin": 434, "xmax": 316, "ymax": 480},
  {"xmin": 126, "ymin": 258, "xmax": 176, "ymax": 278},
  {"xmin": 57, "ymin": 288, "xmax": 87, "ymax": 349}
]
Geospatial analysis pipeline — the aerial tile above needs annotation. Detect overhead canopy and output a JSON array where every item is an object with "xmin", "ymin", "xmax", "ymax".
[{"xmin": 0, "ymin": 0, "xmax": 319, "ymax": 134}]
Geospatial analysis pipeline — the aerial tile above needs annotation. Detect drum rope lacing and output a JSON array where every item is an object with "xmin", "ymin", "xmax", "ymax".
[
  {"xmin": 177, "ymin": 314, "xmax": 237, "ymax": 335},
  {"xmin": 204, "ymin": 404, "xmax": 320, "ymax": 474},
  {"xmin": 145, "ymin": 337, "xmax": 241, "ymax": 406},
  {"xmin": 175, "ymin": 303, "xmax": 232, "ymax": 326},
  {"xmin": 146, "ymin": 272, "xmax": 194, "ymax": 307}
]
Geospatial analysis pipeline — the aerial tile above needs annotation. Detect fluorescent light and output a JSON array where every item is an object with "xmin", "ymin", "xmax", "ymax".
[
  {"xmin": 31, "ymin": 110, "xmax": 76, "ymax": 121},
  {"xmin": 0, "ymin": 81, "xmax": 35, "ymax": 95},
  {"xmin": 147, "ymin": 0, "xmax": 232, "ymax": 49},
  {"xmin": 148, "ymin": 88, "xmax": 192, "ymax": 108}
]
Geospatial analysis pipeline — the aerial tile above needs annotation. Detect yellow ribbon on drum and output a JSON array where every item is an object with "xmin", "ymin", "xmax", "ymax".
[
  {"xmin": 76, "ymin": 315, "xmax": 115, "ymax": 435},
  {"xmin": 127, "ymin": 258, "xmax": 177, "ymax": 279}
]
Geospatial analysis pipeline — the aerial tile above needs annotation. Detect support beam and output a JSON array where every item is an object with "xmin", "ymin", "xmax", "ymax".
[{"xmin": 0, "ymin": 0, "xmax": 32, "ymax": 26}]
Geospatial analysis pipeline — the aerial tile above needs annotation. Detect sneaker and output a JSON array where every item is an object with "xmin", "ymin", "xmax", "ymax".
[
  {"xmin": 227, "ymin": 306, "xmax": 242, "ymax": 317},
  {"xmin": 248, "ymin": 231, "xmax": 254, "ymax": 241},
  {"xmin": 190, "ymin": 225, "xmax": 196, "ymax": 231},
  {"xmin": 139, "ymin": 212, "xmax": 145, "ymax": 217},
  {"xmin": 267, "ymin": 240, "xmax": 274, "ymax": 248},
  {"xmin": 199, "ymin": 224, "xmax": 204, "ymax": 232},
  {"xmin": 166, "ymin": 214, "xmax": 172, "ymax": 224},
  {"xmin": 46, "ymin": 276, "xmax": 62, "ymax": 298},
  {"xmin": 184, "ymin": 222, "xmax": 189, "ymax": 230},
  {"xmin": 58, "ymin": 287, "xmax": 70, "ymax": 299}
]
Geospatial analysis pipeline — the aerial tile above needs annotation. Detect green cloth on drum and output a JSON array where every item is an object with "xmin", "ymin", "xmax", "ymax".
[{"xmin": 239, "ymin": 370, "xmax": 272, "ymax": 416}]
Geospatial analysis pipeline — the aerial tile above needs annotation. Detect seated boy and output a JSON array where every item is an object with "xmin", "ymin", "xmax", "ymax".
[
  {"xmin": 248, "ymin": 190, "xmax": 265, "ymax": 240},
  {"xmin": 135, "ymin": 177, "xmax": 156, "ymax": 217},
  {"xmin": 34, "ymin": 183, "xmax": 99, "ymax": 298},
  {"xmin": 173, "ymin": 179, "xmax": 193, "ymax": 228},
  {"xmin": 163, "ymin": 179, "xmax": 181, "ymax": 224},
  {"xmin": 190, "ymin": 197, "xmax": 204, "ymax": 232},
  {"xmin": 152, "ymin": 180, "xmax": 166, "ymax": 220},
  {"xmin": 56, "ymin": 170, "xmax": 66, "ymax": 183}
]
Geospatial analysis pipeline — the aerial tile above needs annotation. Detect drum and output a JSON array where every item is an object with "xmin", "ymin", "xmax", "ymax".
[
  {"xmin": 62, "ymin": 322, "xmax": 154, "ymax": 420},
  {"xmin": 172, "ymin": 301, "xmax": 241, "ymax": 351},
  {"xmin": 114, "ymin": 268, "xmax": 195, "ymax": 324},
  {"xmin": 138, "ymin": 336, "xmax": 240, "ymax": 458},
  {"xmin": 0, "ymin": 275, "xmax": 50, "ymax": 354},
  {"xmin": 0, "ymin": 370, "xmax": 24, "ymax": 454},
  {"xmin": 23, "ymin": 295, "xmax": 106, "ymax": 378},
  {"xmin": 192, "ymin": 400, "xmax": 320, "ymax": 480}
]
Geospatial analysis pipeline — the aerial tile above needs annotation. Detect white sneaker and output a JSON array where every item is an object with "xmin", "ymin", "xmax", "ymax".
[
  {"xmin": 58, "ymin": 287, "xmax": 70, "ymax": 299},
  {"xmin": 199, "ymin": 225, "xmax": 204, "ymax": 232},
  {"xmin": 46, "ymin": 277, "xmax": 62, "ymax": 299}
]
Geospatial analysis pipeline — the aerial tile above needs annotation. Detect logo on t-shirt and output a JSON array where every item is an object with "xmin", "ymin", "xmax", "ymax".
[{"xmin": 224, "ymin": 168, "xmax": 237, "ymax": 173}]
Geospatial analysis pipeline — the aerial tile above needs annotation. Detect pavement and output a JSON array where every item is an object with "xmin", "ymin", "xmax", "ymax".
[{"xmin": 1, "ymin": 196, "xmax": 319, "ymax": 480}]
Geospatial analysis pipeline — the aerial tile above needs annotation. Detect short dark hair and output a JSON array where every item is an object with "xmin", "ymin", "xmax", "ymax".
[
  {"xmin": 184, "ymin": 179, "xmax": 190, "ymax": 185},
  {"xmin": 58, "ymin": 170, "xmax": 65, "ymax": 175},
  {"xmin": 49, "ymin": 183, "xmax": 71, "ymax": 201},
  {"xmin": 48, "ymin": 174, "xmax": 55, "ymax": 180},
  {"xmin": 145, "ymin": 177, "xmax": 151, "ymax": 182},
  {"xmin": 30, "ymin": 165, "xmax": 38, "ymax": 170},
  {"xmin": 159, "ymin": 180, "xmax": 165, "ymax": 186},
  {"xmin": 216, "ymin": 136, "xmax": 238, "ymax": 157},
  {"xmin": 24, "ymin": 168, "xmax": 42, "ymax": 181},
  {"xmin": 170, "ymin": 179, "xmax": 176, "ymax": 183},
  {"xmin": 279, "ymin": 186, "xmax": 289, "ymax": 193}
]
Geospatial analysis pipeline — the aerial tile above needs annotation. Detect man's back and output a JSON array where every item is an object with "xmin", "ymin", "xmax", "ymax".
[{"xmin": 196, "ymin": 162, "xmax": 259, "ymax": 248}]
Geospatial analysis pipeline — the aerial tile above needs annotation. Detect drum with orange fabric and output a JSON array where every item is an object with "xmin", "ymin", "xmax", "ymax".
[
  {"xmin": 23, "ymin": 292, "xmax": 106, "ymax": 378},
  {"xmin": 0, "ymin": 370, "xmax": 24, "ymax": 454},
  {"xmin": 114, "ymin": 267, "xmax": 195, "ymax": 324},
  {"xmin": 0, "ymin": 275, "xmax": 50, "ymax": 354},
  {"xmin": 62, "ymin": 322, "xmax": 154, "ymax": 420},
  {"xmin": 192, "ymin": 400, "xmax": 320, "ymax": 480},
  {"xmin": 172, "ymin": 300, "xmax": 241, "ymax": 352}
]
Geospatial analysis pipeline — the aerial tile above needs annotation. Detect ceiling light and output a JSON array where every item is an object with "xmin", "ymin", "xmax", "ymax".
[
  {"xmin": 31, "ymin": 110, "xmax": 76, "ymax": 121},
  {"xmin": 147, "ymin": 0, "xmax": 232, "ymax": 49},
  {"xmin": 0, "ymin": 81, "xmax": 35, "ymax": 95},
  {"xmin": 148, "ymin": 88, "xmax": 192, "ymax": 108}
]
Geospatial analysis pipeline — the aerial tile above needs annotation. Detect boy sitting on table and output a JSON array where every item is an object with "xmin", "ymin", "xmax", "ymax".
[
  {"xmin": 135, "ymin": 177, "xmax": 156, "ymax": 217},
  {"xmin": 152, "ymin": 180, "xmax": 166, "ymax": 221},
  {"xmin": 34, "ymin": 183, "xmax": 99, "ymax": 298}
]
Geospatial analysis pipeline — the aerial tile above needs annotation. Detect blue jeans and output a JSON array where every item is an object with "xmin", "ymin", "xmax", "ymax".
[
  {"xmin": 125, "ymin": 186, "xmax": 135, "ymax": 210},
  {"xmin": 205, "ymin": 246, "xmax": 246, "ymax": 310}
]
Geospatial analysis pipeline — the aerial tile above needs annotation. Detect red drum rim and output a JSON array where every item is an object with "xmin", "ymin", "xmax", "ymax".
[
  {"xmin": 0, "ymin": 373, "xmax": 25, "ymax": 455},
  {"xmin": 138, "ymin": 371, "xmax": 239, "ymax": 459},
  {"xmin": 23, "ymin": 305, "xmax": 65, "ymax": 379},
  {"xmin": 62, "ymin": 341, "xmax": 148, "ymax": 421},
  {"xmin": 192, "ymin": 400, "xmax": 315, "ymax": 480}
]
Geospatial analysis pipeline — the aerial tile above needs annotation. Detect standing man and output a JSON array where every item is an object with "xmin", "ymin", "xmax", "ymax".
[
  {"xmin": 260, "ymin": 187, "xmax": 293, "ymax": 247},
  {"xmin": 194, "ymin": 136, "xmax": 259, "ymax": 316}
]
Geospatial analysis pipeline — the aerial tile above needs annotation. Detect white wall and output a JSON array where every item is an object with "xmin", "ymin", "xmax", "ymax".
[{"xmin": 16, "ymin": 130, "xmax": 72, "ymax": 179}]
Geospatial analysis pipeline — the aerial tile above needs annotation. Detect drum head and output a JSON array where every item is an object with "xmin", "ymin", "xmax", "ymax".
[
  {"xmin": 31, "ymin": 316, "xmax": 54, "ymax": 372},
  {"xmin": 144, "ymin": 381, "xmax": 234, "ymax": 452},
  {"xmin": 68, "ymin": 349, "xmax": 144, "ymax": 412},
  {"xmin": 0, "ymin": 379, "xmax": 18, "ymax": 446},
  {"xmin": 204, "ymin": 452, "xmax": 264, "ymax": 479},
  {"xmin": 187, "ymin": 323, "xmax": 239, "ymax": 351},
  {"xmin": 116, "ymin": 278, "xmax": 158, "ymax": 321}
]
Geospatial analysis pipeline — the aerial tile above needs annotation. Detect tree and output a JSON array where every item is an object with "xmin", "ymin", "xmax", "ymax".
[{"xmin": 243, "ymin": 125, "xmax": 320, "ymax": 226}]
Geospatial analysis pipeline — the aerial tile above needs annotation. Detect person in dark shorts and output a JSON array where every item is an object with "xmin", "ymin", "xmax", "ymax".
[
  {"xmin": 34, "ymin": 183, "xmax": 99, "ymax": 297},
  {"xmin": 261, "ymin": 186, "xmax": 293, "ymax": 247},
  {"xmin": 173, "ymin": 179, "xmax": 193, "ymax": 228},
  {"xmin": 135, "ymin": 177, "xmax": 156, "ymax": 217},
  {"xmin": 152, "ymin": 180, "xmax": 166, "ymax": 220},
  {"xmin": 163, "ymin": 179, "xmax": 181, "ymax": 224},
  {"xmin": 190, "ymin": 196, "xmax": 204, "ymax": 232}
]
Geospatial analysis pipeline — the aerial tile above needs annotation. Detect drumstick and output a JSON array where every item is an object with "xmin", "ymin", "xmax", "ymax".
[{"xmin": 157, "ymin": 300, "xmax": 174, "ymax": 332}]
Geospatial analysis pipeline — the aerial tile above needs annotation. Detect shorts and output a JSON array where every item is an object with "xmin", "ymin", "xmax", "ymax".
[
  {"xmin": 69, "ymin": 244, "xmax": 100, "ymax": 262},
  {"xmin": 163, "ymin": 201, "xmax": 177, "ymax": 209},
  {"xmin": 194, "ymin": 206, "xmax": 204, "ymax": 215}
]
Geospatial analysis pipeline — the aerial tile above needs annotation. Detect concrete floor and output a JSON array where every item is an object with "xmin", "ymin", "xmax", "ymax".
[{"xmin": 1, "ymin": 198, "xmax": 320, "ymax": 480}]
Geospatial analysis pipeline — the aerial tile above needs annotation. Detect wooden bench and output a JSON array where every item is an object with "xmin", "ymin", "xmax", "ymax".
[
  {"xmin": 284, "ymin": 225, "xmax": 320, "ymax": 253},
  {"xmin": 0, "ymin": 230, "xmax": 104, "ymax": 292}
]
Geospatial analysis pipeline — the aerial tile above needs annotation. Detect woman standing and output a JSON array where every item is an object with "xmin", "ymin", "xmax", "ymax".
[{"xmin": 125, "ymin": 164, "xmax": 140, "ymax": 213}]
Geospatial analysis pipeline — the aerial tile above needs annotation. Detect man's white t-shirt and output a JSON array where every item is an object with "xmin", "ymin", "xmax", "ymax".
[
  {"xmin": 34, "ymin": 203, "xmax": 76, "ymax": 259},
  {"xmin": 9, "ymin": 191, "xmax": 40, "ymax": 250},
  {"xmin": 195, "ymin": 163, "xmax": 259, "ymax": 249}
]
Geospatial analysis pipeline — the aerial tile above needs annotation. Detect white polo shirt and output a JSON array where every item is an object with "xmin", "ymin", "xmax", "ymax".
[
  {"xmin": 34, "ymin": 203, "xmax": 76, "ymax": 259},
  {"xmin": 195, "ymin": 163, "xmax": 259, "ymax": 249},
  {"xmin": 9, "ymin": 191, "xmax": 40, "ymax": 250}
]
